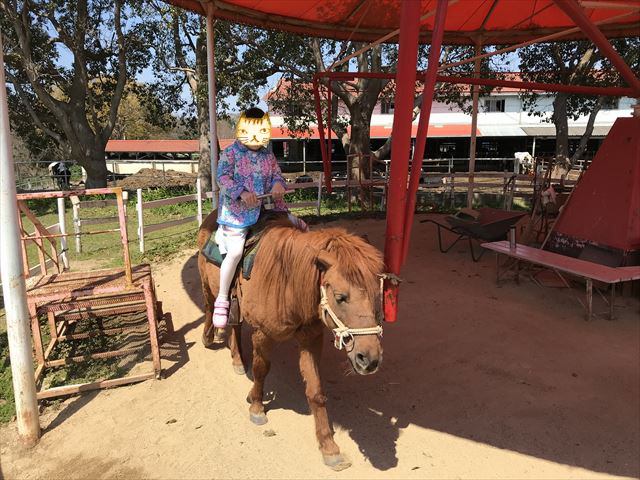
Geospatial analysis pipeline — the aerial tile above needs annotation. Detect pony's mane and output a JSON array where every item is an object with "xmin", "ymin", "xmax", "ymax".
[{"xmin": 251, "ymin": 220, "xmax": 384, "ymax": 322}]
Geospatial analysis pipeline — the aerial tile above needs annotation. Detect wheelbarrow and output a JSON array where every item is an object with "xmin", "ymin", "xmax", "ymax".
[{"xmin": 421, "ymin": 207, "xmax": 527, "ymax": 261}]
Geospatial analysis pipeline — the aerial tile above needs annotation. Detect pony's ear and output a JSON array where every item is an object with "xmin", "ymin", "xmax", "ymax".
[{"xmin": 316, "ymin": 250, "xmax": 336, "ymax": 272}]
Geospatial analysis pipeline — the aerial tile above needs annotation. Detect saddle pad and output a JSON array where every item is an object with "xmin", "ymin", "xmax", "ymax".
[
  {"xmin": 201, "ymin": 235, "xmax": 259, "ymax": 280},
  {"xmin": 200, "ymin": 211, "xmax": 289, "ymax": 280}
]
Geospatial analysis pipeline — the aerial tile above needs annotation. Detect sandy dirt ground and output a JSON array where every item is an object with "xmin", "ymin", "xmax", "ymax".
[{"xmin": 2, "ymin": 215, "xmax": 639, "ymax": 480}]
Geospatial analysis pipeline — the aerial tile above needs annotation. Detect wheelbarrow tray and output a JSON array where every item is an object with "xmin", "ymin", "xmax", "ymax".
[
  {"xmin": 445, "ymin": 208, "xmax": 526, "ymax": 242},
  {"xmin": 421, "ymin": 208, "xmax": 526, "ymax": 261}
]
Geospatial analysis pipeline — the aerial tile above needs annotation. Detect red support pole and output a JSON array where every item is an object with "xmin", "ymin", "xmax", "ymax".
[
  {"xmin": 402, "ymin": 0, "xmax": 449, "ymax": 264},
  {"xmin": 553, "ymin": 0, "xmax": 640, "ymax": 95},
  {"xmin": 383, "ymin": 0, "xmax": 421, "ymax": 323},
  {"xmin": 313, "ymin": 78, "xmax": 333, "ymax": 192},
  {"xmin": 327, "ymin": 84, "xmax": 333, "ymax": 180}
]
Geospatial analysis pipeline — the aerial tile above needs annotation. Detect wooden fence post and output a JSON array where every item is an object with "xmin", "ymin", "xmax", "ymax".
[
  {"xmin": 450, "ymin": 173, "xmax": 455, "ymax": 208},
  {"xmin": 316, "ymin": 172, "xmax": 322, "ymax": 216},
  {"xmin": 196, "ymin": 178, "xmax": 203, "ymax": 225},
  {"xmin": 70, "ymin": 195, "xmax": 81, "ymax": 254},
  {"xmin": 137, "ymin": 189, "xmax": 145, "ymax": 253},
  {"xmin": 56, "ymin": 198, "xmax": 69, "ymax": 269},
  {"xmin": 122, "ymin": 190, "xmax": 129, "ymax": 217}
]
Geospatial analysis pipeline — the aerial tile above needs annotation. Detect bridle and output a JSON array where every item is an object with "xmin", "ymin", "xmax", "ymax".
[{"xmin": 319, "ymin": 283, "xmax": 384, "ymax": 351}]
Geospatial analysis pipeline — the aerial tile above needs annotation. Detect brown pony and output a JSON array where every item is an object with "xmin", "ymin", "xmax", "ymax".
[{"xmin": 197, "ymin": 211, "xmax": 384, "ymax": 471}]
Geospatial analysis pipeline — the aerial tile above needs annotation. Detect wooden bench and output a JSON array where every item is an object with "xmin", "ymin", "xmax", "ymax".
[{"xmin": 481, "ymin": 240, "xmax": 640, "ymax": 320}]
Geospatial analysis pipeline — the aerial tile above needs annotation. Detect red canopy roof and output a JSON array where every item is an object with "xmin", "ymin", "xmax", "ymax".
[{"xmin": 168, "ymin": 0, "xmax": 640, "ymax": 45}]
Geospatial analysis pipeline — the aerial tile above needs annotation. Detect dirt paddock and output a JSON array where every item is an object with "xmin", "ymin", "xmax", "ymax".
[{"xmin": 2, "ymin": 216, "xmax": 639, "ymax": 479}]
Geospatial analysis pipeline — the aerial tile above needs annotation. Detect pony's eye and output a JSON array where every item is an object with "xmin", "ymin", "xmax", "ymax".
[
  {"xmin": 259, "ymin": 128, "xmax": 269, "ymax": 134},
  {"xmin": 335, "ymin": 293, "xmax": 348, "ymax": 304}
]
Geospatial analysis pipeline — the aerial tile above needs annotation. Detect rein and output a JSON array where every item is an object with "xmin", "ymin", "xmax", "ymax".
[{"xmin": 319, "ymin": 284, "xmax": 383, "ymax": 351}]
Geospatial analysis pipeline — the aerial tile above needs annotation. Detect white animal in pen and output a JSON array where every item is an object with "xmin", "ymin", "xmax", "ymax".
[{"xmin": 514, "ymin": 152, "xmax": 533, "ymax": 174}]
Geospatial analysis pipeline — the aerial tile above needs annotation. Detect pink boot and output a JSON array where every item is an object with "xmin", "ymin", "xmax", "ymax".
[{"xmin": 213, "ymin": 299, "xmax": 230, "ymax": 328}]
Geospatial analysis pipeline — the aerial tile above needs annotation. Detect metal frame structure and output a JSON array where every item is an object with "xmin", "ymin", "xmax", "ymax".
[
  {"xmin": 15, "ymin": 188, "xmax": 163, "ymax": 401},
  {"xmin": 310, "ymin": 0, "xmax": 640, "ymax": 322}
]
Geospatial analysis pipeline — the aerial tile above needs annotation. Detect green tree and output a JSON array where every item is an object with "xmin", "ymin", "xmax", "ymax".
[
  {"xmin": 110, "ymin": 85, "xmax": 178, "ymax": 140},
  {"xmin": 147, "ymin": 4, "xmax": 277, "ymax": 190},
  {"xmin": 518, "ymin": 38, "xmax": 640, "ymax": 173},
  {"xmin": 249, "ymin": 34, "xmax": 496, "ymax": 187},
  {"xmin": 1, "ymin": 0, "xmax": 152, "ymax": 187}
]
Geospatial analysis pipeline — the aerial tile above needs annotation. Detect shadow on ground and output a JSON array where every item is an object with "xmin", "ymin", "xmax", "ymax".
[{"xmin": 180, "ymin": 220, "xmax": 640, "ymax": 476}]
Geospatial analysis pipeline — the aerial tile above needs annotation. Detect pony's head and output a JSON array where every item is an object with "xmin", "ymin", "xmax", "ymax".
[
  {"xmin": 316, "ymin": 233, "xmax": 384, "ymax": 375},
  {"xmin": 256, "ymin": 222, "xmax": 386, "ymax": 375}
]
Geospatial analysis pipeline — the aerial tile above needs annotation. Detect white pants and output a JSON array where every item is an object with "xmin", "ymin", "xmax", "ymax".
[{"xmin": 215, "ymin": 225, "xmax": 248, "ymax": 301}]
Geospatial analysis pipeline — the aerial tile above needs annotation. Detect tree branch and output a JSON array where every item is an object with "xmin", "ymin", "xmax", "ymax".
[
  {"xmin": 7, "ymin": 1, "xmax": 69, "ymax": 128},
  {"xmin": 102, "ymin": 0, "xmax": 127, "ymax": 142},
  {"xmin": 168, "ymin": 65, "xmax": 197, "ymax": 74},
  {"xmin": 6, "ymin": 71, "xmax": 63, "ymax": 144},
  {"xmin": 571, "ymin": 97, "xmax": 603, "ymax": 164},
  {"xmin": 243, "ymin": 38, "xmax": 309, "ymax": 80},
  {"xmin": 310, "ymin": 37, "xmax": 326, "ymax": 72}
]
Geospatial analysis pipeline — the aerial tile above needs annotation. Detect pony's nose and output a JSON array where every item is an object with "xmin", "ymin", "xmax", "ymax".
[{"xmin": 355, "ymin": 352, "xmax": 378, "ymax": 372}]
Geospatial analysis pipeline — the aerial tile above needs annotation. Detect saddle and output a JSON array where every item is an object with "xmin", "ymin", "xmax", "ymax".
[
  {"xmin": 201, "ymin": 210, "xmax": 288, "ymax": 279},
  {"xmin": 201, "ymin": 211, "xmax": 289, "ymax": 325}
]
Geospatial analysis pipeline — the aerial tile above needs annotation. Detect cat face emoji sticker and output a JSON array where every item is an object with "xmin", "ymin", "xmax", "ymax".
[{"xmin": 236, "ymin": 108, "xmax": 272, "ymax": 147}]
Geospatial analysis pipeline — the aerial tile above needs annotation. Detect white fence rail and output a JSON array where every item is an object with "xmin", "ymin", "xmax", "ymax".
[
  {"xmin": 0, "ymin": 222, "xmax": 63, "ymax": 290},
  {"xmin": 136, "ymin": 177, "xmax": 324, "ymax": 253},
  {"xmin": 71, "ymin": 192, "xmax": 129, "ymax": 254}
]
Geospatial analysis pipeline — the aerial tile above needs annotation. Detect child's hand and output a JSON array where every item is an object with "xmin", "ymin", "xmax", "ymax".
[
  {"xmin": 240, "ymin": 191, "xmax": 259, "ymax": 208},
  {"xmin": 271, "ymin": 183, "xmax": 286, "ymax": 200}
]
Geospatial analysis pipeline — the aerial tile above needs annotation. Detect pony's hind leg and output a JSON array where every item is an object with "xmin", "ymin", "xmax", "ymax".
[
  {"xmin": 247, "ymin": 329, "xmax": 273, "ymax": 425},
  {"xmin": 229, "ymin": 324, "xmax": 245, "ymax": 375},
  {"xmin": 296, "ymin": 329, "xmax": 351, "ymax": 471}
]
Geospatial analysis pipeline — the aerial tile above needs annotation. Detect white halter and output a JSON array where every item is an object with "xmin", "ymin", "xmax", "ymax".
[{"xmin": 319, "ymin": 285, "xmax": 383, "ymax": 350}]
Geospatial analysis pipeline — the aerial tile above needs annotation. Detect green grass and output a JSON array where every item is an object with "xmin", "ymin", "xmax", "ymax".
[
  {"xmin": 0, "ymin": 328, "xmax": 13, "ymax": 423},
  {"xmin": 1, "ymin": 188, "xmax": 205, "ymax": 422}
]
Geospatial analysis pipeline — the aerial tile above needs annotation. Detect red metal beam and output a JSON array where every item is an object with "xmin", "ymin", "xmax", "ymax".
[
  {"xmin": 312, "ymin": 78, "xmax": 333, "ymax": 192},
  {"xmin": 402, "ymin": 0, "xmax": 449, "ymax": 264},
  {"xmin": 553, "ymin": 0, "xmax": 640, "ymax": 95},
  {"xmin": 314, "ymin": 71, "xmax": 637, "ymax": 97},
  {"xmin": 437, "ymin": 75, "xmax": 638, "ymax": 97},
  {"xmin": 383, "ymin": 0, "xmax": 421, "ymax": 323}
]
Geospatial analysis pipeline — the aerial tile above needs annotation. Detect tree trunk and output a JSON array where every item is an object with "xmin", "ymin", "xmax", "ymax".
[
  {"xmin": 347, "ymin": 103, "xmax": 376, "ymax": 209},
  {"xmin": 196, "ymin": 92, "xmax": 212, "ymax": 191},
  {"xmin": 79, "ymin": 149, "xmax": 109, "ymax": 188},
  {"xmin": 552, "ymin": 93, "xmax": 570, "ymax": 179},
  {"xmin": 571, "ymin": 98, "xmax": 603, "ymax": 165}
]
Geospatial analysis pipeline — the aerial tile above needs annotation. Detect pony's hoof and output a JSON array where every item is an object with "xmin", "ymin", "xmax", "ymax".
[
  {"xmin": 212, "ymin": 327, "xmax": 227, "ymax": 344},
  {"xmin": 202, "ymin": 333, "xmax": 215, "ymax": 349},
  {"xmin": 250, "ymin": 413, "xmax": 268, "ymax": 425},
  {"xmin": 233, "ymin": 364, "xmax": 246, "ymax": 375},
  {"xmin": 323, "ymin": 454, "xmax": 351, "ymax": 471}
]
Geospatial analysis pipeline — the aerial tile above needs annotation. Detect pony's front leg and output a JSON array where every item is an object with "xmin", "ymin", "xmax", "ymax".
[
  {"xmin": 247, "ymin": 328, "xmax": 273, "ymax": 425},
  {"xmin": 296, "ymin": 330, "xmax": 351, "ymax": 471}
]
